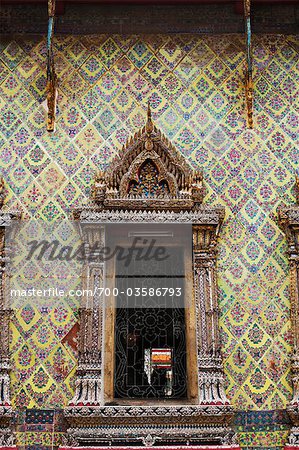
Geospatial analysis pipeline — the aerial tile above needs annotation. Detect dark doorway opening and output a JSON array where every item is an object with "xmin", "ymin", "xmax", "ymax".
[{"xmin": 114, "ymin": 247, "xmax": 187, "ymax": 399}]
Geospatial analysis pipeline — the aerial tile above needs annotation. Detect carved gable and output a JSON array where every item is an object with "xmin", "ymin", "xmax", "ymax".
[{"xmin": 92, "ymin": 106, "xmax": 203, "ymax": 211}]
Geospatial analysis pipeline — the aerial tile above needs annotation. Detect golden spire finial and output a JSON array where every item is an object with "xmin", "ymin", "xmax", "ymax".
[{"xmin": 145, "ymin": 102, "xmax": 153, "ymax": 135}]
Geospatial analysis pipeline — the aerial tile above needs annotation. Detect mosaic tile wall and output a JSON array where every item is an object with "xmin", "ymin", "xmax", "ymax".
[{"xmin": 0, "ymin": 33, "xmax": 298, "ymax": 448}]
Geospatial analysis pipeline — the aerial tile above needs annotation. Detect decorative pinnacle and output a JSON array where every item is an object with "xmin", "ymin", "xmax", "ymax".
[{"xmin": 145, "ymin": 102, "xmax": 154, "ymax": 135}]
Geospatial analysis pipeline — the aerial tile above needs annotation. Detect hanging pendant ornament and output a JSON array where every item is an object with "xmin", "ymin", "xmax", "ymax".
[
  {"xmin": 244, "ymin": 0, "xmax": 253, "ymax": 129},
  {"xmin": 47, "ymin": 0, "xmax": 57, "ymax": 132}
]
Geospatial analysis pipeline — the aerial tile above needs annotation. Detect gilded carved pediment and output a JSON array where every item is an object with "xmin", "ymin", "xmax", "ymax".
[{"xmin": 92, "ymin": 105, "xmax": 203, "ymax": 211}]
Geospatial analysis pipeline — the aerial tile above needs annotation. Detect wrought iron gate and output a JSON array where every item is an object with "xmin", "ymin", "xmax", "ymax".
[{"xmin": 114, "ymin": 247, "xmax": 187, "ymax": 399}]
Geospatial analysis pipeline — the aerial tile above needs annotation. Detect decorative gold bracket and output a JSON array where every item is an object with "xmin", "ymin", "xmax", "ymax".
[
  {"xmin": 47, "ymin": 0, "xmax": 57, "ymax": 132},
  {"xmin": 244, "ymin": 0, "xmax": 253, "ymax": 129}
]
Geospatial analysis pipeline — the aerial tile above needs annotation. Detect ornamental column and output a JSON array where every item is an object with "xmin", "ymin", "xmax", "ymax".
[
  {"xmin": 68, "ymin": 224, "xmax": 105, "ymax": 407},
  {"xmin": 0, "ymin": 180, "xmax": 18, "ymax": 449},
  {"xmin": 279, "ymin": 204, "xmax": 299, "ymax": 448},
  {"xmin": 193, "ymin": 222, "xmax": 230, "ymax": 407}
]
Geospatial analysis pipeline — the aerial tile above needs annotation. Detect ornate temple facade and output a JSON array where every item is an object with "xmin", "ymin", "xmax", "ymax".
[{"xmin": 0, "ymin": 2, "xmax": 298, "ymax": 450}]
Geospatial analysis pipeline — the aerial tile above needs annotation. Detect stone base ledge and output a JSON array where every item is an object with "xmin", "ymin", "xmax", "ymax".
[{"xmin": 64, "ymin": 404, "xmax": 234, "ymax": 426}]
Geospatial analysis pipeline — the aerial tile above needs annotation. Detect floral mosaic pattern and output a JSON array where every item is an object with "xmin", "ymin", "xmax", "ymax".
[{"xmin": 0, "ymin": 34, "xmax": 298, "ymax": 448}]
